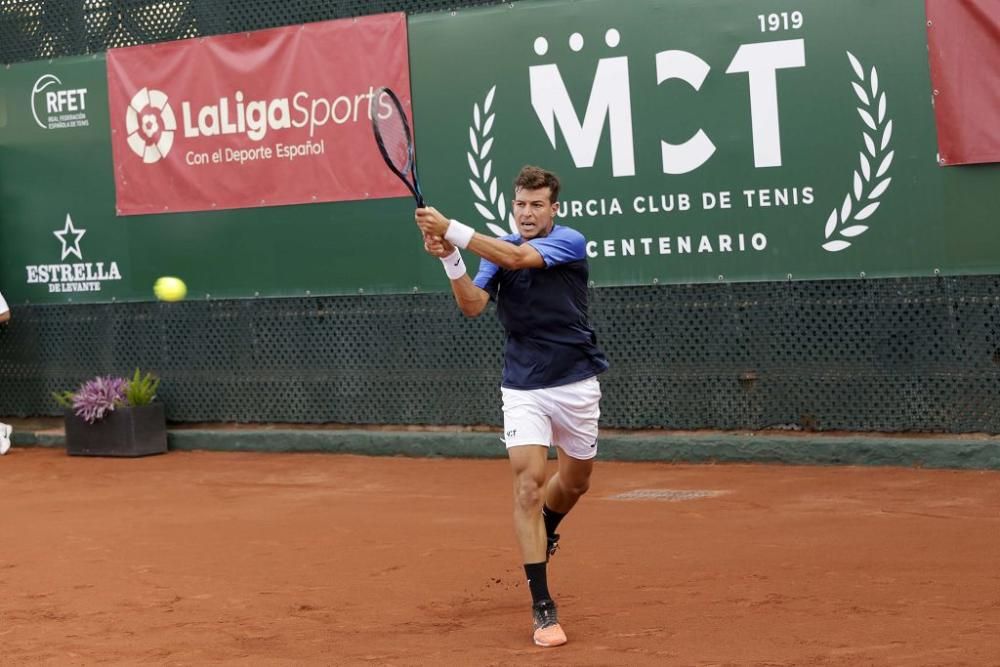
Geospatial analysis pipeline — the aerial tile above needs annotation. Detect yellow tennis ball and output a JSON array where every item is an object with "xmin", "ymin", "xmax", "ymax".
[{"xmin": 154, "ymin": 276, "xmax": 187, "ymax": 302}]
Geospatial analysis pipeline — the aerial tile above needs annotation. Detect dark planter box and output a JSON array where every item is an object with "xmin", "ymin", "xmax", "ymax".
[{"xmin": 64, "ymin": 403, "xmax": 168, "ymax": 457}]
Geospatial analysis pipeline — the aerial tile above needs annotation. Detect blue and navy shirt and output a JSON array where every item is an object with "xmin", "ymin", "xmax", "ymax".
[{"xmin": 472, "ymin": 224, "xmax": 609, "ymax": 390}]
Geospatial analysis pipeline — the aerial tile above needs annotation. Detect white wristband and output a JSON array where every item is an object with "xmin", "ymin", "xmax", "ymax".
[
  {"xmin": 440, "ymin": 248, "xmax": 467, "ymax": 280},
  {"xmin": 444, "ymin": 219, "xmax": 475, "ymax": 249}
]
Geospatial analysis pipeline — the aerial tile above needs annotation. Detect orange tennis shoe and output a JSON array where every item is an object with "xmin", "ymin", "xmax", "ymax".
[{"xmin": 531, "ymin": 599, "xmax": 567, "ymax": 647}]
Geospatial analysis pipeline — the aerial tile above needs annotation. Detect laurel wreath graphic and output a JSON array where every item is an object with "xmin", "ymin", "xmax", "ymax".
[
  {"xmin": 821, "ymin": 52, "xmax": 895, "ymax": 252},
  {"xmin": 468, "ymin": 56, "xmax": 893, "ymax": 251},
  {"xmin": 467, "ymin": 86, "xmax": 516, "ymax": 237}
]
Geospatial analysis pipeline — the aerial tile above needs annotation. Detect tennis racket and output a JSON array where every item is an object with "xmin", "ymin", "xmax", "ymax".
[{"xmin": 371, "ymin": 86, "xmax": 424, "ymax": 207}]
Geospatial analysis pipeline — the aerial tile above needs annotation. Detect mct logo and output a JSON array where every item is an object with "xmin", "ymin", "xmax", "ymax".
[
  {"xmin": 31, "ymin": 74, "xmax": 90, "ymax": 130},
  {"xmin": 125, "ymin": 87, "xmax": 176, "ymax": 163}
]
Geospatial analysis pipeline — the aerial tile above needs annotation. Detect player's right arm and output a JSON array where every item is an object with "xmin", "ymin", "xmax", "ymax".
[
  {"xmin": 423, "ymin": 234, "xmax": 490, "ymax": 318},
  {"xmin": 449, "ymin": 273, "xmax": 489, "ymax": 318},
  {"xmin": 416, "ymin": 207, "xmax": 544, "ymax": 270}
]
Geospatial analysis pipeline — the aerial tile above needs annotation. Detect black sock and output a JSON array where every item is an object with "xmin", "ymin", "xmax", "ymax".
[
  {"xmin": 524, "ymin": 562, "xmax": 551, "ymax": 604},
  {"xmin": 542, "ymin": 505, "xmax": 566, "ymax": 537}
]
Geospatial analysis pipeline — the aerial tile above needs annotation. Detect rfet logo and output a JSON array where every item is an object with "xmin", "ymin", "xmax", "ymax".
[
  {"xmin": 125, "ymin": 87, "xmax": 176, "ymax": 163},
  {"xmin": 31, "ymin": 74, "xmax": 90, "ymax": 130}
]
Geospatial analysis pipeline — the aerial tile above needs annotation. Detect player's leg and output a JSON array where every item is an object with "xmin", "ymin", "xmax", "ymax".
[
  {"xmin": 542, "ymin": 450, "xmax": 594, "ymax": 556},
  {"xmin": 502, "ymin": 387, "xmax": 567, "ymax": 647},
  {"xmin": 508, "ymin": 444, "xmax": 549, "ymax": 565},
  {"xmin": 543, "ymin": 376, "xmax": 602, "ymax": 557},
  {"xmin": 507, "ymin": 445, "xmax": 567, "ymax": 647},
  {"xmin": 547, "ymin": 439, "xmax": 596, "ymax": 512}
]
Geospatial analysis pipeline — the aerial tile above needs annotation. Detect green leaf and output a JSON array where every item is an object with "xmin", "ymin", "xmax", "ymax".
[
  {"xmin": 124, "ymin": 368, "xmax": 160, "ymax": 407},
  {"xmin": 52, "ymin": 390, "xmax": 75, "ymax": 408}
]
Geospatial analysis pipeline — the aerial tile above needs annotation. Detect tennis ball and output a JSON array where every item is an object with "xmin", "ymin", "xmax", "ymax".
[{"xmin": 154, "ymin": 276, "xmax": 187, "ymax": 302}]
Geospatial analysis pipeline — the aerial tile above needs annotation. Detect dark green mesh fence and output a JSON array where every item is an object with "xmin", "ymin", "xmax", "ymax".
[
  {"xmin": 2, "ymin": 1, "xmax": 999, "ymax": 432},
  {"xmin": 0, "ymin": 0, "xmax": 508, "ymax": 64},
  {"xmin": 2, "ymin": 277, "xmax": 999, "ymax": 432}
]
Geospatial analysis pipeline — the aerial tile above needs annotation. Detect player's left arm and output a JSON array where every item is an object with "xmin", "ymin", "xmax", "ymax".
[
  {"xmin": 415, "ymin": 207, "xmax": 544, "ymax": 270},
  {"xmin": 0, "ymin": 291, "xmax": 9, "ymax": 324}
]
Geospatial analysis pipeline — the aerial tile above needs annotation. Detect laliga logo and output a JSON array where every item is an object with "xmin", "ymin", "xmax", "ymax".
[{"xmin": 125, "ymin": 88, "xmax": 176, "ymax": 163}]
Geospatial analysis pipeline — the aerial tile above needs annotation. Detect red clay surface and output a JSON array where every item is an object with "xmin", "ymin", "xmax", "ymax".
[{"xmin": 1, "ymin": 447, "xmax": 998, "ymax": 666}]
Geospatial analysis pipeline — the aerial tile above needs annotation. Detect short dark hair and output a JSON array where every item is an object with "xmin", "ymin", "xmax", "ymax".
[{"xmin": 513, "ymin": 165, "xmax": 560, "ymax": 203}]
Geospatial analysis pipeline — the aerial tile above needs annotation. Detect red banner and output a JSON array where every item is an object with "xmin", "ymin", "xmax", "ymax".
[
  {"xmin": 107, "ymin": 14, "xmax": 412, "ymax": 215},
  {"xmin": 925, "ymin": 0, "xmax": 1000, "ymax": 166}
]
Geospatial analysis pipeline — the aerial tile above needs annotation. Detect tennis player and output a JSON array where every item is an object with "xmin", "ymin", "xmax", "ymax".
[
  {"xmin": 0, "ymin": 288, "xmax": 11, "ymax": 455},
  {"xmin": 415, "ymin": 165, "xmax": 609, "ymax": 648}
]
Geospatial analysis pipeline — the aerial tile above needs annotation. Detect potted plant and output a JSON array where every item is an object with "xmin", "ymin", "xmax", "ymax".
[{"xmin": 53, "ymin": 369, "xmax": 167, "ymax": 457}]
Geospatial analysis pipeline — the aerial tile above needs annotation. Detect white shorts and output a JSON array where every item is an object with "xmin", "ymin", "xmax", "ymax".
[{"xmin": 501, "ymin": 376, "xmax": 602, "ymax": 460}]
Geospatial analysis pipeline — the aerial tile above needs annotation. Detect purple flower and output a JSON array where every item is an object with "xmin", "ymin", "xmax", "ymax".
[{"xmin": 72, "ymin": 376, "xmax": 128, "ymax": 424}]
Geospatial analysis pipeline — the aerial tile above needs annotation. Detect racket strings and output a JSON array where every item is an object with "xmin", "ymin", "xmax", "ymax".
[{"xmin": 373, "ymin": 103, "xmax": 411, "ymax": 173}]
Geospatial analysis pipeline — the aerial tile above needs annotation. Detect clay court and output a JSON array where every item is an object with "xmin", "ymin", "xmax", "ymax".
[{"xmin": 1, "ymin": 448, "xmax": 998, "ymax": 666}]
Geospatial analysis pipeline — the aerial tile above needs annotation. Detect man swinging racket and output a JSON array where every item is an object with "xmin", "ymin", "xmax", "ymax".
[
  {"xmin": 0, "ymin": 288, "xmax": 11, "ymax": 455},
  {"xmin": 415, "ymin": 165, "xmax": 609, "ymax": 648}
]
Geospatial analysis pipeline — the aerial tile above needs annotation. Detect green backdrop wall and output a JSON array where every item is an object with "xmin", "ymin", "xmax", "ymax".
[
  {"xmin": 0, "ymin": 0, "xmax": 998, "ymax": 436},
  {"xmin": 1, "ymin": 0, "xmax": 997, "ymax": 306}
]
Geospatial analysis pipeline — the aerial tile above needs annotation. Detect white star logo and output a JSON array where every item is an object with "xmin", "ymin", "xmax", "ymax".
[{"xmin": 53, "ymin": 214, "xmax": 86, "ymax": 261}]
